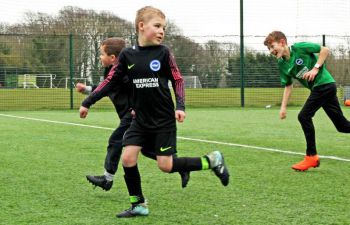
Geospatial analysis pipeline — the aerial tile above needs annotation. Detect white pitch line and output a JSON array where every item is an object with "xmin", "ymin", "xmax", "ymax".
[
  {"xmin": 1, "ymin": 113, "xmax": 349, "ymax": 162},
  {"xmin": 0, "ymin": 113, "xmax": 114, "ymax": 130},
  {"xmin": 178, "ymin": 137, "xmax": 350, "ymax": 162}
]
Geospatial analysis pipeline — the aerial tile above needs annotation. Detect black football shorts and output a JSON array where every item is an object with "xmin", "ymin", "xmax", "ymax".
[{"xmin": 123, "ymin": 124, "xmax": 177, "ymax": 156}]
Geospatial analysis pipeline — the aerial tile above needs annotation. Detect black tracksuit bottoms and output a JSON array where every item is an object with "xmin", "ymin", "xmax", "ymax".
[
  {"xmin": 298, "ymin": 83, "xmax": 350, "ymax": 155},
  {"xmin": 104, "ymin": 114, "xmax": 158, "ymax": 174},
  {"xmin": 104, "ymin": 115, "xmax": 132, "ymax": 174}
]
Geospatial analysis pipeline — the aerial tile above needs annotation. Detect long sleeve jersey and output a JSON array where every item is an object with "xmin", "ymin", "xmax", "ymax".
[
  {"xmin": 84, "ymin": 44, "xmax": 185, "ymax": 132},
  {"xmin": 81, "ymin": 65, "xmax": 131, "ymax": 119}
]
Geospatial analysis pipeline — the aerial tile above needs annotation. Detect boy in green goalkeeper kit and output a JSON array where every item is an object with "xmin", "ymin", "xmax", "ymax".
[{"xmin": 264, "ymin": 31, "xmax": 350, "ymax": 171}]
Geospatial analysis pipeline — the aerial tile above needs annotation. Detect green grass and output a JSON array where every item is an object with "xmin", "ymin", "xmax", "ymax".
[
  {"xmin": 0, "ymin": 88, "xmax": 111, "ymax": 110},
  {"xmin": 0, "ymin": 87, "xmax": 318, "ymax": 110},
  {"xmin": 0, "ymin": 108, "xmax": 349, "ymax": 225}
]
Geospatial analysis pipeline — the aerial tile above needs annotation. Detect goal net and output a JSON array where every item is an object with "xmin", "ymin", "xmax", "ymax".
[
  {"xmin": 18, "ymin": 74, "xmax": 56, "ymax": 88},
  {"xmin": 183, "ymin": 76, "xmax": 202, "ymax": 88},
  {"xmin": 168, "ymin": 76, "xmax": 202, "ymax": 89}
]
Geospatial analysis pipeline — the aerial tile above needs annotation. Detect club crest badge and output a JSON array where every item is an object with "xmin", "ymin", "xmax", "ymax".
[
  {"xmin": 150, "ymin": 60, "xmax": 161, "ymax": 72},
  {"xmin": 295, "ymin": 58, "xmax": 303, "ymax": 65}
]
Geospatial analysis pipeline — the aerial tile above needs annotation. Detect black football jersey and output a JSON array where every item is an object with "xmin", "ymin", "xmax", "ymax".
[
  {"xmin": 122, "ymin": 45, "xmax": 185, "ymax": 131},
  {"xmin": 84, "ymin": 44, "xmax": 185, "ymax": 131}
]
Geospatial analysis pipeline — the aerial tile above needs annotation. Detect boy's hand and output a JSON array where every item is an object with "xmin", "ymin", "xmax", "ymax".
[
  {"xmin": 131, "ymin": 109, "xmax": 136, "ymax": 119},
  {"xmin": 79, "ymin": 106, "xmax": 89, "ymax": 118},
  {"xmin": 76, "ymin": 83, "xmax": 86, "ymax": 93},
  {"xmin": 279, "ymin": 107, "xmax": 287, "ymax": 119},
  {"xmin": 302, "ymin": 68, "xmax": 319, "ymax": 81},
  {"xmin": 175, "ymin": 110, "xmax": 186, "ymax": 123}
]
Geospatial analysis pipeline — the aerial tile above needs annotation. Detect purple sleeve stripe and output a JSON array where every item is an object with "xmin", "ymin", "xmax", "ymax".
[
  {"xmin": 175, "ymin": 79, "xmax": 185, "ymax": 101},
  {"xmin": 169, "ymin": 54, "xmax": 183, "ymax": 80},
  {"xmin": 93, "ymin": 64, "xmax": 118, "ymax": 93}
]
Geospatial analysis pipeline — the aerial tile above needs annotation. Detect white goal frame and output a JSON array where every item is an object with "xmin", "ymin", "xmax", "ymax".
[
  {"xmin": 19, "ymin": 74, "xmax": 56, "ymax": 88},
  {"xmin": 183, "ymin": 76, "xmax": 202, "ymax": 88}
]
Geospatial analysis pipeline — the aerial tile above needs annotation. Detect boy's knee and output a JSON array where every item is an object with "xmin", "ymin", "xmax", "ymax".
[
  {"xmin": 108, "ymin": 139, "xmax": 122, "ymax": 147},
  {"xmin": 336, "ymin": 127, "xmax": 344, "ymax": 133},
  {"xmin": 122, "ymin": 154, "xmax": 137, "ymax": 167},
  {"xmin": 157, "ymin": 156, "xmax": 173, "ymax": 173},
  {"xmin": 298, "ymin": 112, "xmax": 308, "ymax": 122},
  {"xmin": 158, "ymin": 163, "xmax": 172, "ymax": 173},
  {"xmin": 335, "ymin": 125, "xmax": 350, "ymax": 133}
]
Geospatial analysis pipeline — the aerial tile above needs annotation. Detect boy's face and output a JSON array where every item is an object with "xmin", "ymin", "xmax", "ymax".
[
  {"xmin": 99, "ymin": 46, "xmax": 115, "ymax": 67},
  {"xmin": 139, "ymin": 16, "xmax": 166, "ymax": 46},
  {"xmin": 267, "ymin": 40, "xmax": 286, "ymax": 59}
]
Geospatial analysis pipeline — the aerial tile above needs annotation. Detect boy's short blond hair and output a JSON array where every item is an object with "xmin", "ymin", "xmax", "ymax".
[
  {"xmin": 101, "ymin": 38, "xmax": 126, "ymax": 56},
  {"xmin": 264, "ymin": 31, "xmax": 287, "ymax": 46},
  {"xmin": 135, "ymin": 6, "xmax": 166, "ymax": 33}
]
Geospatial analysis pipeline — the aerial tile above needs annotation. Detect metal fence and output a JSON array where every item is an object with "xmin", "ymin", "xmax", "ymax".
[{"xmin": 0, "ymin": 33, "xmax": 350, "ymax": 110}]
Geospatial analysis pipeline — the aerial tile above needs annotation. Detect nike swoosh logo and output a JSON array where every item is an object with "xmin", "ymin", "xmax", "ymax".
[
  {"xmin": 128, "ymin": 64, "xmax": 135, "ymax": 69},
  {"xmin": 160, "ymin": 146, "xmax": 172, "ymax": 152}
]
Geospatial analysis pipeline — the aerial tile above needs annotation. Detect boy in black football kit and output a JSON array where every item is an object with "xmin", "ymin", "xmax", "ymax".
[
  {"xmin": 78, "ymin": 38, "xmax": 130, "ymax": 191},
  {"xmin": 84, "ymin": 6, "xmax": 230, "ymax": 218},
  {"xmin": 78, "ymin": 38, "xmax": 189, "ymax": 191}
]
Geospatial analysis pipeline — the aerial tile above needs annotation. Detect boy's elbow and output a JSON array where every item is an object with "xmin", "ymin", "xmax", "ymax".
[
  {"xmin": 321, "ymin": 46, "xmax": 330, "ymax": 55},
  {"xmin": 286, "ymin": 84, "xmax": 293, "ymax": 89}
]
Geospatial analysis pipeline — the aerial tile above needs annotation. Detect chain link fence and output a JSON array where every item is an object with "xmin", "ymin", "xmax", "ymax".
[{"xmin": 0, "ymin": 33, "xmax": 350, "ymax": 110}]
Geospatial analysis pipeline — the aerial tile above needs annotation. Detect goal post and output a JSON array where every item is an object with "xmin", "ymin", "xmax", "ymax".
[
  {"xmin": 18, "ymin": 74, "xmax": 56, "ymax": 88},
  {"xmin": 168, "ymin": 76, "xmax": 202, "ymax": 89},
  {"xmin": 183, "ymin": 76, "xmax": 202, "ymax": 88}
]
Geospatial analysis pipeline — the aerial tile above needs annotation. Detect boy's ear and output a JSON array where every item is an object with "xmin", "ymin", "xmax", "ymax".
[
  {"xmin": 110, "ymin": 54, "xmax": 117, "ymax": 60},
  {"xmin": 138, "ymin": 21, "xmax": 145, "ymax": 32}
]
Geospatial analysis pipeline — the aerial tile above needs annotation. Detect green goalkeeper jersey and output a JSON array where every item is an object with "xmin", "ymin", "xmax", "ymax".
[{"xmin": 277, "ymin": 42, "xmax": 335, "ymax": 90}]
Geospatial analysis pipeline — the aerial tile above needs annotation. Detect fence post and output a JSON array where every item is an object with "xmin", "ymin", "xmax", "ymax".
[
  {"xmin": 69, "ymin": 33, "xmax": 74, "ymax": 109},
  {"xmin": 322, "ymin": 34, "xmax": 326, "ymax": 46},
  {"xmin": 240, "ymin": 0, "xmax": 245, "ymax": 107}
]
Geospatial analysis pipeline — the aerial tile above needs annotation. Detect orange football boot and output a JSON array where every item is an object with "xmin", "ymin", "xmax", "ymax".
[{"xmin": 292, "ymin": 155, "xmax": 320, "ymax": 171}]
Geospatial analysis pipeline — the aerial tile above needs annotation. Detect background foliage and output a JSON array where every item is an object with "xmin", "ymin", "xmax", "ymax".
[{"xmin": 0, "ymin": 7, "xmax": 350, "ymax": 109}]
